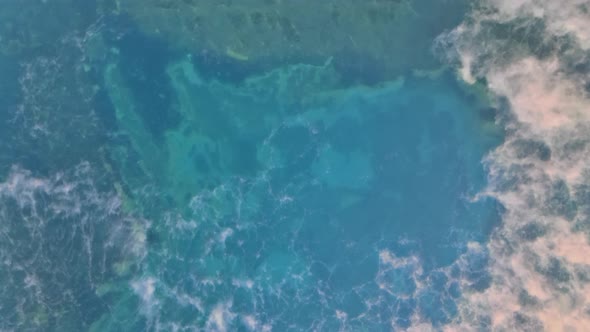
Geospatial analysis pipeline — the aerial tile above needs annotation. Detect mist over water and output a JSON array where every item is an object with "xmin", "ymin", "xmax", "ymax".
[{"xmin": 0, "ymin": 0, "xmax": 587, "ymax": 331}]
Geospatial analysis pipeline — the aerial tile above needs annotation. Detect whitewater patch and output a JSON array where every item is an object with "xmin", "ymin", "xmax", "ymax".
[
  {"xmin": 439, "ymin": 0, "xmax": 590, "ymax": 330},
  {"xmin": 131, "ymin": 277, "xmax": 158, "ymax": 313},
  {"xmin": 0, "ymin": 163, "xmax": 149, "ymax": 330}
]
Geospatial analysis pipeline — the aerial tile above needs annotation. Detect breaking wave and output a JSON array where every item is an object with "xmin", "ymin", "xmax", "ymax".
[{"xmin": 439, "ymin": 0, "xmax": 590, "ymax": 330}]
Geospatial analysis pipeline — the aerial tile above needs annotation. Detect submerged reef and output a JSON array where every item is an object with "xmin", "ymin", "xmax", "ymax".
[{"xmin": 107, "ymin": 0, "xmax": 468, "ymax": 82}]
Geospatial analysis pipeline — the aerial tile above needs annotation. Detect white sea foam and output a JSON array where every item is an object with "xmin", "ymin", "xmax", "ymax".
[
  {"xmin": 241, "ymin": 314, "xmax": 271, "ymax": 332},
  {"xmin": 0, "ymin": 164, "xmax": 148, "ymax": 330},
  {"xmin": 487, "ymin": 0, "xmax": 590, "ymax": 49},
  {"xmin": 206, "ymin": 301, "xmax": 236, "ymax": 332},
  {"xmin": 132, "ymin": 277, "xmax": 158, "ymax": 313},
  {"xmin": 438, "ymin": 0, "xmax": 590, "ymax": 330}
]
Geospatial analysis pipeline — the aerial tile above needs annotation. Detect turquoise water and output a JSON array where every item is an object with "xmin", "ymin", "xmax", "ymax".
[
  {"xmin": 101, "ymin": 41, "xmax": 501, "ymax": 330},
  {"xmin": 1, "ymin": 1, "xmax": 556, "ymax": 331}
]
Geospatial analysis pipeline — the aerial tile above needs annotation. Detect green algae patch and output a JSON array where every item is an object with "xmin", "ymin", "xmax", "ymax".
[
  {"xmin": 103, "ymin": 53, "xmax": 345, "ymax": 211},
  {"xmin": 226, "ymin": 48, "xmax": 249, "ymax": 62}
]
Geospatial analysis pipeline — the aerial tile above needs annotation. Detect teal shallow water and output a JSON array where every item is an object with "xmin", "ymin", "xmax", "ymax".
[
  {"xmin": 99, "ymin": 46, "xmax": 502, "ymax": 330},
  {"xmin": 4, "ymin": 0, "xmax": 590, "ymax": 330},
  {"xmin": 0, "ymin": 2, "xmax": 510, "ymax": 331}
]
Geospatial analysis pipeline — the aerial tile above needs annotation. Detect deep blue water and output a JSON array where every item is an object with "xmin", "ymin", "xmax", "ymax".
[{"xmin": 0, "ymin": 2, "xmax": 508, "ymax": 331}]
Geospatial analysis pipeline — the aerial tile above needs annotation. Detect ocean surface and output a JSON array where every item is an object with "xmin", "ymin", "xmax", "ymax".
[{"xmin": 0, "ymin": 1, "xmax": 589, "ymax": 331}]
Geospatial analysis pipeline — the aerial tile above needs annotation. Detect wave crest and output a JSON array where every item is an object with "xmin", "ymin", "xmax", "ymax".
[{"xmin": 439, "ymin": 1, "xmax": 590, "ymax": 330}]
